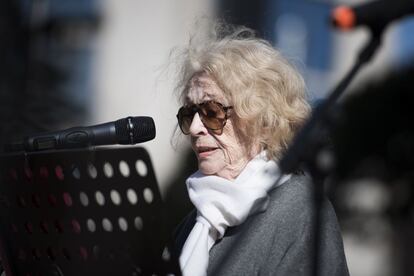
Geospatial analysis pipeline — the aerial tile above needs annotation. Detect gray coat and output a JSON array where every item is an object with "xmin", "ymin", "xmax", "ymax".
[{"xmin": 174, "ymin": 174, "xmax": 349, "ymax": 276}]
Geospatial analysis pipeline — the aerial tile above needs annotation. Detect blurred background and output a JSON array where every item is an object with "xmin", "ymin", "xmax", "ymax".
[{"xmin": 0, "ymin": 0, "xmax": 413, "ymax": 275}]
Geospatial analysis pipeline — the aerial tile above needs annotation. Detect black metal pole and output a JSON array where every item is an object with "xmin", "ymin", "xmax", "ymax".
[
  {"xmin": 279, "ymin": 33, "xmax": 382, "ymax": 176},
  {"xmin": 278, "ymin": 29, "xmax": 383, "ymax": 276}
]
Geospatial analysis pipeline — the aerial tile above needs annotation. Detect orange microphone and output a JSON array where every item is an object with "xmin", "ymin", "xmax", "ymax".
[{"xmin": 331, "ymin": 0, "xmax": 414, "ymax": 31}]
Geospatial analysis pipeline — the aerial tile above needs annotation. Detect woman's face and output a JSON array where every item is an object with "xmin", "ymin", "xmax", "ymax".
[{"xmin": 185, "ymin": 73, "xmax": 258, "ymax": 180}]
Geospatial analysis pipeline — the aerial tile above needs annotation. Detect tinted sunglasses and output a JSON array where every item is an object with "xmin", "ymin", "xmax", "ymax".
[{"xmin": 176, "ymin": 101, "xmax": 233, "ymax": 135}]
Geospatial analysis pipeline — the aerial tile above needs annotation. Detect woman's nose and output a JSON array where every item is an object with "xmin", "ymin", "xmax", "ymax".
[{"xmin": 189, "ymin": 113, "xmax": 208, "ymax": 136}]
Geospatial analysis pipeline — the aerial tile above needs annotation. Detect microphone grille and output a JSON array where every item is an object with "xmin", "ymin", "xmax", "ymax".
[{"xmin": 115, "ymin": 116, "xmax": 156, "ymax": 144}]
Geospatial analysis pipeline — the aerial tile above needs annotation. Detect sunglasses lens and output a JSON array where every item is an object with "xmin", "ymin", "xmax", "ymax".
[
  {"xmin": 177, "ymin": 107, "xmax": 193, "ymax": 134},
  {"xmin": 199, "ymin": 102, "xmax": 226, "ymax": 130},
  {"xmin": 177, "ymin": 101, "xmax": 229, "ymax": 134}
]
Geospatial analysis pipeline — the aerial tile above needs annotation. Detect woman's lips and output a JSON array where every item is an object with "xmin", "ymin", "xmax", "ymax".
[{"xmin": 197, "ymin": 147, "xmax": 218, "ymax": 158}]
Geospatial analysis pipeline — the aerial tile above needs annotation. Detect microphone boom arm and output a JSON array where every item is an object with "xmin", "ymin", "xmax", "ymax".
[{"xmin": 279, "ymin": 30, "xmax": 382, "ymax": 174}]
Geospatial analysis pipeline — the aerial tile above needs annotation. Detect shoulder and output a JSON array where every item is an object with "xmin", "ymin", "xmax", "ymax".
[
  {"xmin": 264, "ymin": 173, "xmax": 342, "ymax": 246},
  {"xmin": 266, "ymin": 173, "xmax": 338, "ymax": 222},
  {"xmin": 270, "ymin": 172, "xmax": 312, "ymax": 205},
  {"xmin": 260, "ymin": 173, "xmax": 349, "ymax": 275},
  {"xmin": 265, "ymin": 173, "xmax": 315, "ymax": 228}
]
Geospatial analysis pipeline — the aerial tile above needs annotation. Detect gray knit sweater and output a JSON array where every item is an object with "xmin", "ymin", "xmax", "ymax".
[{"xmin": 174, "ymin": 174, "xmax": 349, "ymax": 276}]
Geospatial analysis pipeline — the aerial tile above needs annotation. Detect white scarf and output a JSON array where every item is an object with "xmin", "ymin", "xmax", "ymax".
[{"xmin": 179, "ymin": 152, "xmax": 290, "ymax": 276}]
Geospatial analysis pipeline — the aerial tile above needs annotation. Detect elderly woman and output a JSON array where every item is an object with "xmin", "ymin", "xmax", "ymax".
[{"xmin": 173, "ymin": 24, "xmax": 348, "ymax": 276}]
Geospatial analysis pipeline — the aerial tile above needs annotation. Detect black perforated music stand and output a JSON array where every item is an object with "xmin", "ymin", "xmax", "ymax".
[{"xmin": 0, "ymin": 146, "xmax": 181, "ymax": 276}]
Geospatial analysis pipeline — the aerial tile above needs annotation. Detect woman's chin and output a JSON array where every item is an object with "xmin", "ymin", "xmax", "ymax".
[
  {"xmin": 198, "ymin": 161, "xmax": 221, "ymax": 176},
  {"xmin": 198, "ymin": 166, "xmax": 216, "ymax": 176}
]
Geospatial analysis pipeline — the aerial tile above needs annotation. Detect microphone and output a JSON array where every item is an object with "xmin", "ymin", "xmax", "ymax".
[
  {"xmin": 19, "ymin": 116, "xmax": 155, "ymax": 152},
  {"xmin": 331, "ymin": 0, "xmax": 414, "ymax": 31}
]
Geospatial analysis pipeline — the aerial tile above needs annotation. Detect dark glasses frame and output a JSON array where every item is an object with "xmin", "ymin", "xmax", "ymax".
[{"xmin": 176, "ymin": 101, "xmax": 233, "ymax": 135}]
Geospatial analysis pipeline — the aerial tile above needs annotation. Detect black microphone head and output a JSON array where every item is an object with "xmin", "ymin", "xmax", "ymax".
[{"xmin": 115, "ymin": 116, "xmax": 156, "ymax": 145}]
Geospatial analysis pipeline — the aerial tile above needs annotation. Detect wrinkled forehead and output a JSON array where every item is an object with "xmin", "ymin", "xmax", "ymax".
[{"xmin": 184, "ymin": 72, "xmax": 229, "ymax": 105}]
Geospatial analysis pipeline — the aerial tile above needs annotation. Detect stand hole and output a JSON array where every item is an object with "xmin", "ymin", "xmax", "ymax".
[
  {"xmin": 143, "ymin": 188, "xmax": 154, "ymax": 204},
  {"xmin": 95, "ymin": 191, "xmax": 105, "ymax": 206},
  {"xmin": 162, "ymin": 247, "xmax": 171, "ymax": 261},
  {"xmin": 71, "ymin": 165, "xmax": 81, "ymax": 179},
  {"xmin": 102, "ymin": 218, "xmax": 113, "ymax": 232},
  {"xmin": 72, "ymin": 219, "xmax": 81, "ymax": 233},
  {"xmin": 110, "ymin": 190, "xmax": 121, "ymax": 205},
  {"xmin": 63, "ymin": 192, "xmax": 73, "ymax": 207},
  {"xmin": 126, "ymin": 189, "xmax": 138, "ymax": 205},
  {"xmin": 103, "ymin": 162, "xmax": 114, "ymax": 178},
  {"xmin": 118, "ymin": 217, "xmax": 128, "ymax": 231},
  {"xmin": 119, "ymin": 160, "xmax": 130, "ymax": 177},
  {"xmin": 79, "ymin": 192, "xmax": 89, "ymax": 206},
  {"xmin": 134, "ymin": 217, "xmax": 143, "ymax": 231},
  {"xmin": 135, "ymin": 160, "xmax": 148, "ymax": 177},
  {"xmin": 80, "ymin": 246, "xmax": 88, "ymax": 261},
  {"xmin": 24, "ymin": 167, "xmax": 33, "ymax": 180},
  {"xmin": 87, "ymin": 219, "xmax": 96, "ymax": 232},
  {"xmin": 88, "ymin": 163, "xmax": 98, "ymax": 179},
  {"xmin": 93, "ymin": 245, "xmax": 100, "ymax": 259},
  {"xmin": 55, "ymin": 165, "xmax": 64, "ymax": 181}
]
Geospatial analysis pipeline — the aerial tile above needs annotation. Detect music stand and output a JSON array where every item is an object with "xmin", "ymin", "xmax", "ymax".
[{"xmin": 0, "ymin": 146, "xmax": 181, "ymax": 276}]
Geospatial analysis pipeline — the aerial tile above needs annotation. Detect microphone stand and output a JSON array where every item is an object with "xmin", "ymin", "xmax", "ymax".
[{"xmin": 279, "ymin": 26, "xmax": 383, "ymax": 276}]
